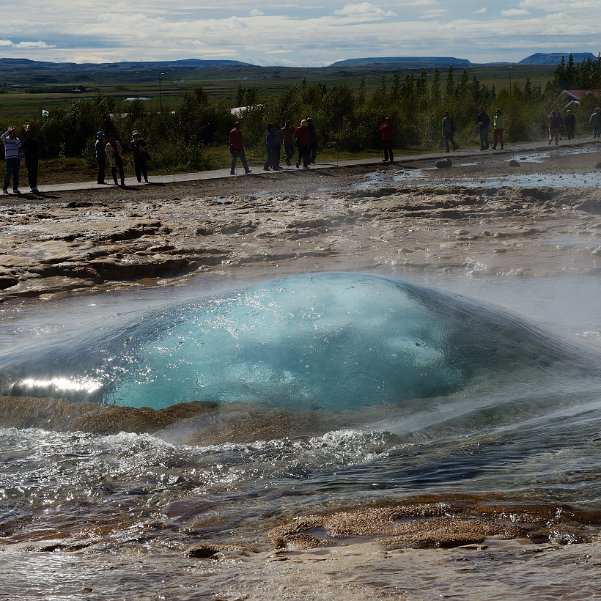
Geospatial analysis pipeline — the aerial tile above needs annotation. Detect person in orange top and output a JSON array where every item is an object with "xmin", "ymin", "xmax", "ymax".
[{"xmin": 379, "ymin": 115, "xmax": 394, "ymax": 162}]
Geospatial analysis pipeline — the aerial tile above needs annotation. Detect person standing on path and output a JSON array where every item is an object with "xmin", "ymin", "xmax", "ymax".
[
  {"xmin": 21, "ymin": 126, "xmax": 39, "ymax": 194},
  {"xmin": 589, "ymin": 107, "xmax": 601, "ymax": 139},
  {"xmin": 106, "ymin": 134, "xmax": 125, "ymax": 187},
  {"xmin": 1, "ymin": 126, "xmax": 21, "ymax": 194},
  {"xmin": 379, "ymin": 115, "xmax": 395, "ymax": 162},
  {"xmin": 228, "ymin": 122, "xmax": 251, "ymax": 175},
  {"xmin": 295, "ymin": 119, "xmax": 310, "ymax": 169},
  {"xmin": 306, "ymin": 117, "xmax": 318, "ymax": 164},
  {"xmin": 281, "ymin": 120, "xmax": 296, "ymax": 167},
  {"xmin": 263, "ymin": 124, "xmax": 281, "ymax": 171},
  {"xmin": 128, "ymin": 130, "xmax": 150, "ymax": 183},
  {"xmin": 476, "ymin": 108, "xmax": 490, "ymax": 150},
  {"xmin": 564, "ymin": 109, "xmax": 576, "ymax": 140},
  {"xmin": 492, "ymin": 108, "xmax": 504, "ymax": 150},
  {"xmin": 95, "ymin": 131, "xmax": 107, "ymax": 184},
  {"xmin": 548, "ymin": 111, "xmax": 561, "ymax": 145},
  {"xmin": 442, "ymin": 111, "xmax": 457, "ymax": 152}
]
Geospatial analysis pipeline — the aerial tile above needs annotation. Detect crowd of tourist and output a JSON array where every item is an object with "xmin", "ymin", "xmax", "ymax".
[{"xmin": 2, "ymin": 106, "xmax": 601, "ymax": 193}]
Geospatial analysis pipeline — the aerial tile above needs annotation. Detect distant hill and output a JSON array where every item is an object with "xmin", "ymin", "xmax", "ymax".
[
  {"xmin": 329, "ymin": 57, "xmax": 472, "ymax": 69},
  {"xmin": 0, "ymin": 58, "xmax": 255, "ymax": 86},
  {"xmin": 518, "ymin": 53, "xmax": 598, "ymax": 65}
]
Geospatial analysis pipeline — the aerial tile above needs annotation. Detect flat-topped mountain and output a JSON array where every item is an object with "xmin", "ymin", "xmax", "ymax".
[
  {"xmin": 518, "ymin": 52, "xmax": 598, "ymax": 65},
  {"xmin": 328, "ymin": 57, "xmax": 472, "ymax": 68}
]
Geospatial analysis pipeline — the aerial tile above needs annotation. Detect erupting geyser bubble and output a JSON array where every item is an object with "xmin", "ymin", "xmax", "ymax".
[{"xmin": 0, "ymin": 272, "xmax": 580, "ymax": 410}]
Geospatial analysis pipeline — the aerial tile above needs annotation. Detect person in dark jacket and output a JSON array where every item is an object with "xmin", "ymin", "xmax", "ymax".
[
  {"xmin": 295, "ymin": 119, "xmax": 310, "ymax": 169},
  {"xmin": 95, "ymin": 131, "xmax": 107, "ymax": 184},
  {"xmin": 564, "ymin": 109, "xmax": 576, "ymax": 140},
  {"xmin": 442, "ymin": 111, "xmax": 457, "ymax": 152},
  {"xmin": 306, "ymin": 117, "xmax": 318, "ymax": 164},
  {"xmin": 128, "ymin": 130, "xmax": 150, "ymax": 183},
  {"xmin": 476, "ymin": 108, "xmax": 490, "ymax": 150},
  {"xmin": 263, "ymin": 124, "xmax": 281, "ymax": 171},
  {"xmin": 379, "ymin": 115, "xmax": 394, "ymax": 162},
  {"xmin": 281, "ymin": 120, "xmax": 296, "ymax": 167},
  {"xmin": 21, "ymin": 126, "xmax": 40, "ymax": 194}
]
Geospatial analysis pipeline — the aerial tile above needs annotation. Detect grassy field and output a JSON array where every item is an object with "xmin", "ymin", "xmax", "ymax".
[{"xmin": 0, "ymin": 64, "xmax": 555, "ymax": 123}]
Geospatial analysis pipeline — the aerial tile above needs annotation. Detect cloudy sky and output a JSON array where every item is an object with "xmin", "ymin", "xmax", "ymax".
[{"xmin": 1, "ymin": 1, "xmax": 599, "ymax": 66}]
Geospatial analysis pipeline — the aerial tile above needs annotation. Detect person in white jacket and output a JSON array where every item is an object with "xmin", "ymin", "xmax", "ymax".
[
  {"xmin": 1, "ymin": 126, "xmax": 21, "ymax": 194},
  {"xmin": 106, "ymin": 134, "xmax": 125, "ymax": 187}
]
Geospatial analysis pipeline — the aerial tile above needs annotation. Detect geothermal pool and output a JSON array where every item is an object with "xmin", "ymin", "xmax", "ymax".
[{"xmin": 2, "ymin": 272, "xmax": 601, "ymax": 599}]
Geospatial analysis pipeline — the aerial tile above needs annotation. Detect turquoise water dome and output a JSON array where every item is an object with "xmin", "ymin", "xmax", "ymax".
[
  {"xmin": 4, "ymin": 273, "xmax": 573, "ymax": 411},
  {"xmin": 104, "ymin": 273, "xmax": 464, "ymax": 409}
]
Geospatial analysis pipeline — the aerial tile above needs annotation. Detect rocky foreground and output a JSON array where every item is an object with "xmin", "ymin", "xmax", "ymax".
[
  {"xmin": 3, "ymin": 145, "xmax": 601, "ymax": 600},
  {"xmin": 2, "ymin": 145, "xmax": 601, "ymax": 303}
]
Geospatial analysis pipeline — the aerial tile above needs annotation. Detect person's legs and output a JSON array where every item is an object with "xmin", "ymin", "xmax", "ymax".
[
  {"xmin": 27, "ymin": 160, "xmax": 38, "ymax": 191},
  {"xmin": 117, "ymin": 158, "xmax": 125, "ymax": 186},
  {"xmin": 4, "ymin": 159, "xmax": 14, "ymax": 190},
  {"xmin": 97, "ymin": 158, "xmax": 106, "ymax": 183},
  {"xmin": 135, "ymin": 163, "xmax": 142, "ymax": 182},
  {"xmin": 230, "ymin": 149, "xmax": 238, "ymax": 174},
  {"xmin": 11, "ymin": 159, "xmax": 19, "ymax": 192},
  {"xmin": 141, "ymin": 161, "xmax": 148, "ymax": 182},
  {"xmin": 111, "ymin": 166, "xmax": 118, "ymax": 185},
  {"xmin": 240, "ymin": 150, "xmax": 251, "ymax": 174}
]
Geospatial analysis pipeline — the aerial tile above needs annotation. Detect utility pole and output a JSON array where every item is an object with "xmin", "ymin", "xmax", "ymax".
[{"xmin": 158, "ymin": 72, "xmax": 166, "ymax": 112}]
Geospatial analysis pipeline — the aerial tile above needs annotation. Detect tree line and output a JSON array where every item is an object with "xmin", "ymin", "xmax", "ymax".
[{"xmin": 8, "ymin": 58, "xmax": 601, "ymax": 173}]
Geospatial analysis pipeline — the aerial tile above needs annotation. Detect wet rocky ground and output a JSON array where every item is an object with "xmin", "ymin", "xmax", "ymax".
[
  {"xmin": 3, "ymin": 143, "xmax": 601, "ymax": 599},
  {"xmin": 2, "ymin": 143, "xmax": 601, "ymax": 303}
]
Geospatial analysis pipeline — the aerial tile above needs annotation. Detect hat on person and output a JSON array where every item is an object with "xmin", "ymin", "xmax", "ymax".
[
  {"xmin": 7, "ymin": 125, "xmax": 16, "ymax": 132},
  {"xmin": 132, "ymin": 130, "xmax": 140, "ymax": 137},
  {"xmin": 300, "ymin": 119, "xmax": 308, "ymax": 126},
  {"xmin": 96, "ymin": 131, "xmax": 104, "ymax": 138}
]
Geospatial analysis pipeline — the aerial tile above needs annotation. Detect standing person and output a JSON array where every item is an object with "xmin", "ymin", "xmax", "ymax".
[
  {"xmin": 273, "ymin": 122, "xmax": 282, "ymax": 170},
  {"xmin": 306, "ymin": 117, "xmax": 318, "ymax": 164},
  {"xmin": 228, "ymin": 122, "xmax": 251, "ymax": 175},
  {"xmin": 589, "ymin": 107, "xmax": 601, "ymax": 139},
  {"xmin": 21, "ymin": 126, "xmax": 39, "ymax": 194},
  {"xmin": 492, "ymin": 108, "xmax": 504, "ymax": 150},
  {"xmin": 379, "ymin": 115, "xmax": 395, "ymax": 162},
  {"xmin": 1, "ymin": 126, "xmax": 21, "ymax": 195},
  {"xmin": 295, "ymin": 119, "xmax": 310, "ymax": 169},
  {"xmin": 128, "ymin": 130, "xmax": 150, "ymax": 183},
  {"xmin": 95, "ymin": 131, "xmax": 107, "ymax": 184},
  {"xmin": 106, "ymin": 134, "xmax": 125, "ymax": 187},
  {"xmin": 281, "ymin": 120, "xmax": 296, "ymax": 167},
  {"xmin": 476, "ymin": 108, "xmax": 490, "ymax": 150},
  {"xmin": 548, "ymin": 111, "xmax": 561, "ymax": 145},
  {"xmin": 442, "ymin": 111, "xmax": 457, "ymax": 152},
  {"xmin": 564, "ymin": 109, "xmax": 576, "ymax": 140},
  {"xmin": 263, "ymin": 124, "xmax": 280, "ymax": 171}
]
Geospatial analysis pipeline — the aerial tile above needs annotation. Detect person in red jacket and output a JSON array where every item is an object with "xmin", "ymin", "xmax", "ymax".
[
  {"xmin": 295, "ymin": 119, "xmax": 311, "ymax": 169},
  {"xmin": 379, "ymin": 115, "xmax": 394, "ymax": 162},
  {"xmin": 228, "ymin": 122, "xmax": 251, "ymax": 175}
]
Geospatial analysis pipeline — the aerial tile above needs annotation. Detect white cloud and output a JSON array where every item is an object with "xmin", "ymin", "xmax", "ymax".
[
  {"xmin": 249, "ymin": 9, "xmax": 264, "ymax": 16},
  {"xmin": 474, "ymin": 7, "xmax": 487, "ymax": 14},
  {"xmin": 0, "ymin": 39, "xmax": 54, "ymax": 49},
  {"xmin": 333, "ymin": 3, "xmax": 395, "ymax": 18},
  {"xmin": 501, "ymin": 8, "xmax": 529, "ymax": 16}
]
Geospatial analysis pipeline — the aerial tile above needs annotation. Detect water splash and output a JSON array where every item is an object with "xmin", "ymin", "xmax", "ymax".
[{"xmin": 0, "ymin": 272, "xmax": 588, "ymax": 411}]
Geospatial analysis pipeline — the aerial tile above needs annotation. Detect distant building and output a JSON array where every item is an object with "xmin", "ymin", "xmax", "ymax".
[{"xmin": 559, "ymin": 89, "xmax": 601, "ymax": 110}]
